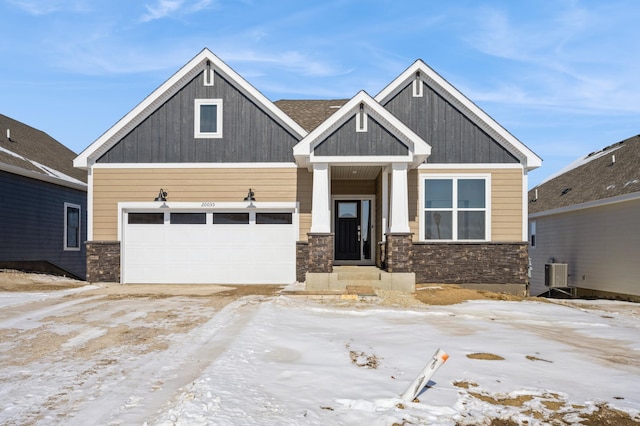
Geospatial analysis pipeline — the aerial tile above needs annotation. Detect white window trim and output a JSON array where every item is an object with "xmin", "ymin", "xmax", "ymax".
[
  {"xmin": 64, "ymin": 202, "xmax": 81, "ymax": 251},
  {"xmin": 412, "ymin": 76, "xmax": 423, "ymax": 97},
  {"xmin": 194, "ymin": 99, "xmax": 223, "ymax": 138},
  {"xmin": 419, "ymin": 174, "xmax": 492, "ymax": 242}
]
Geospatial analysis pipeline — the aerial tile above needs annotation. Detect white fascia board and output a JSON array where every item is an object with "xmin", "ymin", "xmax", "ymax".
[
  {"xmin": 119, "ymin": 201, "xmax": 298, "ymax": 211},
  {"xmin": 375, "ymin": 60, "xmax": 542, "ymax": 171},
  {"xmin": 310, "ymin": 155, "xmax": 413, "ymax": 164},
  {"xmin": 294, "ymin": 90, "xmax": 431, "ymax": 169},
  {"xmin": 0, "ymin": 162, "xmax": 87, "ymax": 192},
  {"xmin": 418, "ymin": 163, "xmax": 524, "ymax": 170},
  {"xmin": 92, "ymin": 162, "xmax": 298, "ymax": 169},
  {"xmin": 529, "ymin": 191, "xmax": 640, "ymax": 219},
  {"xmin": 74, "ymin": 48, "xmax": 307, "ymax": 169}
]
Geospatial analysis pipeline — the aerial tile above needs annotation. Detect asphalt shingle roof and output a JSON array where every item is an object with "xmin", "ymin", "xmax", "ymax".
[
  {"xmin": 274, "ymin": 99, "xmax": 349, "ymax": 132},
  {"xmin": 0, "ymin": 113, "xmax": 86, "ymax": 183},
  {"xmin": 529, "ymin": 134, "xmax": 640, "ymax": 213}
]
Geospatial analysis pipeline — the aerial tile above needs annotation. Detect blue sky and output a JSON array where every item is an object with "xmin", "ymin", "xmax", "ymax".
[{"xmin": 1, "ymin": 0, "xmax": 638, "ymax": 187}]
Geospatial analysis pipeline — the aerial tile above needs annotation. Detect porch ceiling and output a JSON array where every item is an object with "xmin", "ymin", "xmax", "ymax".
[{"xmin": 332, "ymin": 165, "xmax": 381, "ymax": 180}]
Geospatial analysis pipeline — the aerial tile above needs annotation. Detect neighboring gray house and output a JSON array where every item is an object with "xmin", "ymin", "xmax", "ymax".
[
  {"xmin": 0, "ymin": 114, "xmax": 87, "ymax": 279},
  {"xmin": 528, "ymin": 134, "xmax": 640, "ymax": 300}
]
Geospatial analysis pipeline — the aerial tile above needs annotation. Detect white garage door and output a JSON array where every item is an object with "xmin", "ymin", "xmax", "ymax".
[{"xmin": 122, "ymin": 211, "xmax": 296, "ymax": 284}]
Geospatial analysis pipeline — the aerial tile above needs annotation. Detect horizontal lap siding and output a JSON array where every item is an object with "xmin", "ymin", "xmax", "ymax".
[
  {"xmin": 529, "ymin": 199, "xmax": 640, "ymax": 298},
  {"xmin": 0, "ymin": 171, "xmax": 87, "ymax": 278},
  {"xmin": 415, "ymin": 168, "xmax": 523, "ymax": 241},
  {"xmin": 93, "ymin": 168, "xmax": 301, "ymax": 240}
]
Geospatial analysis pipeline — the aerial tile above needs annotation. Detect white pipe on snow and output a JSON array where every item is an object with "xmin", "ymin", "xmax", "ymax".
[{"xmin": 401, "ymin": 348, "xmax": 449, "ymax": 402}]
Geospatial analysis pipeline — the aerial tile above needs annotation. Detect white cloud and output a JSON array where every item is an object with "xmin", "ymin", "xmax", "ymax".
[
  {"xmin": 140, "ymin": 0, "xmax": 214, "ymax": 22},
  {"xmin": 141, "ymin": 0, "xmax": 185, "ymax": 22},
  {"xmin": 458, "ymin": 2, "xmax": 640, "ymax": 115},
  {"xmin": 7, "ymin": 0, "xmax": 88, "ymax": 15}
]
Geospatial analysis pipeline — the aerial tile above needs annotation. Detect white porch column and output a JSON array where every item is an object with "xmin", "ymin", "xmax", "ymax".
[
  {"xmin": 381, "ymin": 168, "xmax": 390, "ymax": 240},
  {"xmin": 389, "ymin": 163, "xmax": 410, "ymax": 233},
  {"xmin": 310, "ymin": 163, "xmax": 331, "ymax": 233}
]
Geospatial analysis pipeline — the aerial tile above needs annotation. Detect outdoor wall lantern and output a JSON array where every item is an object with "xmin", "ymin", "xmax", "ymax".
[
  {"xmin": 154, "ymin": 188, "xmax": 168, "ymax": 202},
  {"xmin": 244, "ymin": 188, "xmax": 256, "ymax": 208},
  {"xmin": 243, "ymin": 188, "xmax": 256, "ymax": 202}
]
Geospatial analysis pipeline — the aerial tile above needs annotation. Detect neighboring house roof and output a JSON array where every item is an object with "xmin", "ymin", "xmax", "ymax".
[
  {"xmin": 529, "ymin": 134, "xmax": 640, "ymax": 214},
  {"xmin": 375, "ymin": 60, "xmax": 542, "ymax": 171},
  {"xmin": 292, "ymin": 91, "xmax": 431, "ymax": 169},
  {"xmin": 74, "ymin": 48, "xmax": 308, "ymax": 169},
  {"xmin": 274, "ymin": 99, "xmax": 349, "ymax": 132},
  {"xmin": 0, "ymin": 113, "xmax": 87, "ymax": 189}
]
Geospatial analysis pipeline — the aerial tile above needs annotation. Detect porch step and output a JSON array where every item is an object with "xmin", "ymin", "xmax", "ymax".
[
  {"xmin": 335, "ymin": 266, "xmax": 381, "ymax": 281},
  {"xmin": 306, "ymin": 266, "xmax": 416, "ymax": 293}
]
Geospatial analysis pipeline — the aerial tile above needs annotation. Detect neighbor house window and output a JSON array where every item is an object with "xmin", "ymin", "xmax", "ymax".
[
  {"xmin": 529, "ymin": 220, "xmax": 536, "ymax": 248},
  {"xmin": 64, "ymin": 203, "xmax": 81, "ymax": 251},
  {"xmin": 194, "ymin": 99, "xmax": 223, "ymax": 138},
  {"xmin": 422, "ymin": 176, "xmax": 489, "ymax": 241}
]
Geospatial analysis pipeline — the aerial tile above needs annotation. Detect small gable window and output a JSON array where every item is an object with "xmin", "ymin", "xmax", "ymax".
[
  {"xmin": 195, "ymin": 99, "xmax": 223, "ymax": 138},
  {"xmin": 64, "ymin": 203, "xmax": 81, "ymax": 251}
]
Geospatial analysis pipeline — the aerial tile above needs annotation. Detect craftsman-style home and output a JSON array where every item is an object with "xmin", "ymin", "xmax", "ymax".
[{"xmin": 74, "ymin": 48, "xmax": 541, "ymax": 293}]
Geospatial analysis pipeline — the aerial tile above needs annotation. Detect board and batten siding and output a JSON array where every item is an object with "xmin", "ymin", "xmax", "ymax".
[
  {"xmin": 0, "ymin": 171, "xmax": 87, "ymax": 279},
  {"xmin": 529, "ymin": 198, "xmax": 640, "ymax": 298},
  {"xmin": 96, "ymin": 72, "xmax": 300, "ymax": 164},
  {"xmin": 382, "ymin": 82, "xmax": 519, "ymax": 164},
  {"xmin": 92, "ymin": 167, "xmax": 306, "ymax": 240},
  {"xmin": 314, "ymin": 115, "xmax": 408, "ymax": 157},
  {"xmin": 414, "ymin": 168, "xmax": 523, "ymax": 242}
]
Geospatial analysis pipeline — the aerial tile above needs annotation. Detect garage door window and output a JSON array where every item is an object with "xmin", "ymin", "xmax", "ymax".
[
  {"xmin": 213, "ymin": 213, "xmax": 249, "ymax": 224},
  {"xmin": 128, "ymin": 213, "xmax": 165, "ymax": 224},
  {"xmin": 256, "ymin": 212, "xmax": 292, "ymax": 224},
  {"xmin": 170, "ymin": 213, "xmax": 206, "ymax": 224}
]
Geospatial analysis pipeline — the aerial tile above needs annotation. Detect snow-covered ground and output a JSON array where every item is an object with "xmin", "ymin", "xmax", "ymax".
[{"xmin": 0, "ymin": 287, "xmax": 639, "ymax": 425}]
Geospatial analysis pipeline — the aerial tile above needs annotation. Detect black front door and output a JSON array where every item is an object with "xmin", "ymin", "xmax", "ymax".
[{"xmin": 335, "ymin": 201, "xmax": 360, "ymax": 260}]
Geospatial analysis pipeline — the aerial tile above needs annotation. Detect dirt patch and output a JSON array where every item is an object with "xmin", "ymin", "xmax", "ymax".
[
  {"xmin": 0, "ymin": 269, "xmax": 85, "ymax": 292},
  {"xmin": 467, "ymin": 352, "xmax": 505, "ymax": 360},
  {"xmin": 414, "ymin": 284, "xmax": 531, "ymax": 305}
]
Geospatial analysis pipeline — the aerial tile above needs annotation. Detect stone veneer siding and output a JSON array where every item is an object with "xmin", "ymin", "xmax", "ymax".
[
  {"xmin": 307, "ymin": 233, "xmax": 333, "ymax": 273},
  {"xmin": 412, "ymin": 242, "xmax": 529, "ymax": 284},
  {"xmin": 86, "ymin": 241, "xmax": 121, "ymax": 283},
  {"xmin": 385, "ymin": 233, "xmax": 413, "ymax": 273},
  {"xmin": 296, "ymin": 241, "xmax": 309, "ymax": 282}
]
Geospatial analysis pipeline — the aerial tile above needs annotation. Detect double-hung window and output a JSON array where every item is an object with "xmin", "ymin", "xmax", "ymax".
[
  {"xmin": 422, "ymin": 176, "xmax": 489, "ymax": 241},
  {"xmin": 194, "ymin": 99, "xmax": 222, "ymax": 138},
  {"xmin": 64, "ymin": 203, "xmax": 81, "ymax": 251}
]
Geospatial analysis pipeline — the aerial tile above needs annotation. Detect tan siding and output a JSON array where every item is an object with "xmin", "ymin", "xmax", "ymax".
[
  {"xmin": 92, "ymin": 167, "xmax": 300, "ymax": 240},
  {"xmin": 408, "ymin": 169, "xmax": 420, "ymax": 240},
  {"xmin": 296, "ymin": 169, "xmax": 313, "ymax": 241},
  {"xmin": 417, "ymin": 168, "xmax": 523, "ymax": 241}
]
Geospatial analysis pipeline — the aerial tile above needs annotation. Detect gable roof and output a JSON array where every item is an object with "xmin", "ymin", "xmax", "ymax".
[
  {"xmin": 0, "ymin": 113, "xmax": 86, "ymax": 189},
  {"xmin": 74, "ymin": 48, "xmax": 308, "ymax": 169},
  {"xmin": 293, "ymin": 91, "xmax": 431, "ymax": 169},
  {"xmin": 274, "ymin": 99, "xmax": 349, "ymax": 132},
  {"xmin": 375, "ymin": 60, "xmax": 542, "ymax": 171},
  {"xmin": 529, "ymin": 134, "xmax": 640, "ymax": 214}
]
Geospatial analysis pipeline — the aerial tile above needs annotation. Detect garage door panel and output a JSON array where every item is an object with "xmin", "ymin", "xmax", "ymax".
[{"xmin": 124, "ymin": 211, "xmax": 295, "ymax": 284}]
